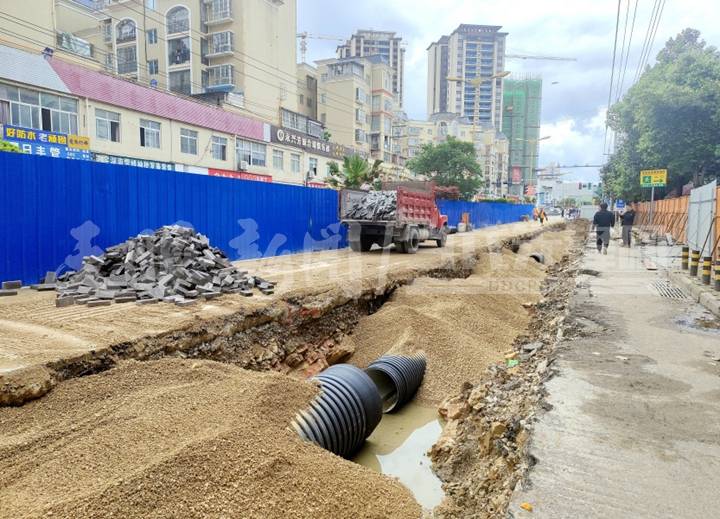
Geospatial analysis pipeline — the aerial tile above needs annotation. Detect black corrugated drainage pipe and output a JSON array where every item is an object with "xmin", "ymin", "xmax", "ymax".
[
  {"xmin": 365, "ymin": 353, "xmax": 426, "ymax": 413},
  {"xmin": 530, "ymin": 252, "xmax": 545, "ymax": 264},
  {"xmin": 291, "ymin": 364, "xmax": 382, "ymax": 458}
]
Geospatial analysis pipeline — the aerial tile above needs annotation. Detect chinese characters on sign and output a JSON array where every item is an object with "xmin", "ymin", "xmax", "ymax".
[
  {"xmin": 271, "ymin": 126, "xmax": 345, "ymax": 159},
  {"xmin": 93, "ymin": 153, "xmax": 175, "ymax": 171},
  {"xmin": 208, "ymin": 168, "xmax": 273, "ymax": 182},
  {"xmin": 640, "ymin": 169, "xmax": 667, "ymax": 188},
  {"xmin": 2, "ymin": 125, "xmax": 91, "ymax": 160}
]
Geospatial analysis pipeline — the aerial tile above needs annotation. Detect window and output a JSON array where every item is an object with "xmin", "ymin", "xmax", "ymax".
[
  {"xmin": 205, "ymin": 64, "xmax": 234, "ymax": 88},
  {"xmin": 355, "ymin": 108, "xmax": 365, "ymax": 123},
  {"xmin": 384, "ymin": 99, "xmax": 393, "ymax": 112},
  {"xmin": 207, "ymin": 0, "xmax": 232, "ymax": 22},
  {"xmin": 96, "ymin": 108, "xmax": 120, "ymax": 142},
  {"xmin": 180, "ymin": 128, "xmax": 197, "ymax": 154},
  {"xmin": 372, "ymin": 95, "xmax": 380, "ymax": 111},
  {"xmin": 211, "ymin": 136, "xmax": 227, "ymax": 161},
  {"xmin": 169, "ymin": 70, "xmax": 191, "ymax": 95},
  {"xmin": 309, "ymin": 157, "xmax": 318, "ymax": 177},
  {"xmin": 147, "ymin": 28, "xmax": 157, "ymax": 44},
  {"xmin": 145, "ymin": 0, "xmax": 156, "ymax": 8},
  {"xmin": 371, "ymin": 115, "xmax": 380, "ymax": 132},
  {"xmin": 116, "ymin": 19, "xmax": 136, "ymax": 43},
  {"xmin": 168, "ymin": 37, "xmax": 190, "ymax": 65},
  {"xmin": 0, "ymin": 85, "xmax": 77, "ymax": 133},
  {"xmin": 320, "ymin": 93, "xmax": 326, "ymax": 104},
  {"xmin": 166, "ymin": 6, "xmax": 190, "ymax": 34},
  {"xmin": 355, "ymin": 129, "xmax": 366, "ymax": 143},
  {"xmin": 117, "ymin": 46, "xmax": 137, "ymax": 74},
  {"xmin": 290, "ymin": 153, "xmax": 301, "ymax": 174},
  {"xmin": 139, "ymin": 119, "xmax": 160, "ymax": 148},
  {"xmin": 355, "ymin": 87, "xmax": 365, "ymax": 103},
  {"xmin": 299, "ymin": 94, "xmax": 304, "ymax": 105},
  {"xmin": 147, "ymin": 59, "xmax": 158, "ymax": 75},
  {"xmin": 272, "ymin": 149, "xmax": 284, "ymax": 170},
  {"xmin": 307, "ymin": 97, "xmax": 313, "ymax": 108},
  {"xmin": 209, "ymin": 31, "xmax": 233, "ymax": 54},
  {"xmin": 236, "ymin": 139, "xmax": 266, "ymax": 167}
]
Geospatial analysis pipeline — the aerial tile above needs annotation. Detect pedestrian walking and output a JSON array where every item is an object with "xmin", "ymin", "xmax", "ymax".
[
  {"xmin": 538, "ymin": 207, "xmax": 547, "ymax": 226},
  {"xmin": 621, "ymin": 203, "xmax": 636, "ymax": 247},
  {"xmin": 592, "ymin": 202, "xmax": 615, "ymax": 254},
  {"xmin": 532, "ymin": 207, "xmax": 539, "ymax": 222}
]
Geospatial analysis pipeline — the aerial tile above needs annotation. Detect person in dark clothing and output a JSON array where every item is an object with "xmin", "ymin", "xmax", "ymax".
[
  {"xmin": 621, "ymin": 203, "xmax": 636, "ymax": 247},
  {"xmin": 592, "ymin": 202, "xmax": 615, "ymax": 254}
]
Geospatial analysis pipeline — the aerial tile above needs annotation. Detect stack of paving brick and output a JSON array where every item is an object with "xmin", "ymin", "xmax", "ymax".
[
  {"xmin": 55, "ymin": 225, "xmax": 275, "ymax": 308},
  {"xmin": 345, "ymin": 191, "xmax": 397, "ymax": 221}
]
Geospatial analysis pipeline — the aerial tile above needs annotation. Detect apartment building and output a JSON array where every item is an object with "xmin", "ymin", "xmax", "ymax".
[
  {"xmin": 0, "ymin": 43, "xmax": 341, "ymax": 186},
  {"xmin": 427, "ymin": 24, "xmax": 507, "ymax": 128},
  {"xmin": 0, "ymin": 0, "xmax": 299, "ymax": 124},
  {"xmin": 296, "ymin": 63, "xmax": 318, "ymax": 121},
  {"xmin": 398, "ymin": 112, "xmax": 509, "ymax": 197},
  {"xmin": 502, "ymin": 77, "xmax": 543, "ymax": 196},
  {"xmin": 315, "ymin": 55, "xmax": 403, "ymax": 170},
  {"xmin": 337, "ymin": 30, "xmax": 405, "ymax": 108}
]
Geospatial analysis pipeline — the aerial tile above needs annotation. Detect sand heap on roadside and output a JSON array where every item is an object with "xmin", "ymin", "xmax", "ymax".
[
  {"xmin": 348, "ymin": 230, "xmax": 574, "ymax": 405},
  {"xmin": 0, "ymin": 359, "xmax": 420, "ymax": 519}
]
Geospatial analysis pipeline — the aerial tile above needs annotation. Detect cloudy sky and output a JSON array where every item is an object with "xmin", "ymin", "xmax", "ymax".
[{"xmin": 298, "ymin": 0, "xmax": 720, "ymax": 182}]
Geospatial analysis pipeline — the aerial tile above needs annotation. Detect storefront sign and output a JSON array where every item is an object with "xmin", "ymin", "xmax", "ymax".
[
  {"xmin": 93, "ymin": 152, "xmax": 174, "ymax": 170},
  {"xmin": 68, "ymin": 135, "xmax": 90, "ymax": 150},
  {"xmin": 511, "ymin": 166, "xmax": 522, "ymax": 185},
  {"xmin": 2, "ymin": 125, "xmax": 91, "ymax": 161},
  {"xmin": 208, "ymin": 168, "xmax": 272, "ymax": 183},
  {"xmin": 271, "ymin": 126, "xmax": 345, "ymax": 159}
]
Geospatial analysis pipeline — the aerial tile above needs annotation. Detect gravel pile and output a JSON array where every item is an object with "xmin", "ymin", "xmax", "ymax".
[
  {"xmin": 345, "ymin": 190, "xmax": 397, "ymax": 221},
  {"xmin": 55, "ymin": 226, "xmax": 274, "ymax": 307},
  {"xmin": 0, "ymin": 359, "xmax": 421, "ymax": 519}
]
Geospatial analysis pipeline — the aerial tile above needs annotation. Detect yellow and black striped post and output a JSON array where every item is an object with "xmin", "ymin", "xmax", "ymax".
[
  {"xmin": 715, "ymin": 259, "xmax": 720, "ymax": 291},
  {"xmin": 681, "ymin": 246, "xmax": 689, "ymax": 270},
  {"xmin": 701, "ymin": 257, "xmax": 712, "ymax": 285},
  {"xmin": 689, "ymin": 250, "xmax": 700, "ymax": 276}
]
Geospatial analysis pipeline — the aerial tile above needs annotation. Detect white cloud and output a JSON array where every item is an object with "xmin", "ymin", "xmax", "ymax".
[{"xmin": 298, "ymin": 0, "xmax": 720, "ymax": 182}]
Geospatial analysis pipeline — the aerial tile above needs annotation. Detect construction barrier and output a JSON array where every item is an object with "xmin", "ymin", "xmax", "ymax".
[
  {"xmin": 635, "ymin": 195, "xmax": 689, "ymax": 244},
  {"xmin": 436, "ymin": 200, "xmax": 534, "ymax": 229},
  {"xmin": 0, "ymin": 153, "xmax": 534, "ymax": 285}
]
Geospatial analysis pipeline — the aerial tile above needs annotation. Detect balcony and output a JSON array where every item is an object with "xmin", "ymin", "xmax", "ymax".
[
  {"xmin": 117, "ymin": 60, "xmax": 137, "ymax": 75},
  {"xmin": 204, "ymin": 31, "xmax": 234, "ymax": 58},
  {"xmin": 204, "ymin": 0, "xmax": 233, "ymax": 26},
  {"xmin": 56, "ymin": 32, "xmax": 93, "ymax": 58},
  {"xmin": 204, "ymin": 64, "xmax": 235, "ymax": 92}
]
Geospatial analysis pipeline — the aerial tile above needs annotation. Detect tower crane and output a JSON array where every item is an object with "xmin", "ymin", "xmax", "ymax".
[
  {"xmin": 505, "ymin": 53, "xmax": 577, "ymax": 61},
  {"xmin": 297, "ymin": 32, "xmax": 346, "ymax": 62}
]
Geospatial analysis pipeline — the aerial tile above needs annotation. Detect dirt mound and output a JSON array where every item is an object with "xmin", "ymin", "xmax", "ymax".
[
  {"xmin": 0, "ymin": 359, "xmax": 420, "ymax": 519},
  {"xmin": 347, "ymin": 258, "xmax": 544, "ymax": 404},
  {"xmin": 518, "ymin": 228, "xmax": 574, "ymax": 266}
]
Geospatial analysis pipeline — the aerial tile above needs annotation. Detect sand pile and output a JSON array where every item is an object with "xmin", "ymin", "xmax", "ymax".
[
  {"xmin": 0, "ymin": 359, "xmax": 420, "ymax": 519},
  {"xmin": 518, "ymin": 228, "xmax": 574, "ymax": 266},
  {"xmin": 347, "ymin": 231, "xmax": 573, "ymax": 405}
]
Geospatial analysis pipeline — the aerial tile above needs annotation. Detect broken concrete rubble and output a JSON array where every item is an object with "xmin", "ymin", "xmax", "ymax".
[{"xmin": 54, "ymin": 225, "xmax": 275, "ymax": 307}]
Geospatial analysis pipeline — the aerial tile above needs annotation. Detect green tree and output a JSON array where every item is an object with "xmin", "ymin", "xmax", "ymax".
[
  {"xmin": 603, "ymin": 28, "xmax": 720, "ymax": 199},
  {"xmin": 405, "ymin": 137, "xmax": 483, "ymax": 200},
  {"xmin": 325, "ymin": 155, "xmax": 383, "ymax": 189}
]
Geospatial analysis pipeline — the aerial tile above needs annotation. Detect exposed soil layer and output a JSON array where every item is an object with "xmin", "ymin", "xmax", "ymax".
[
  {"xmin": 429, "ymin": 221, "xmax": 587, "ymax": 518},
  {"xmin": 1, "ymin": 221, "xmax": 563, "ymax": 406},
  {"xmin": 0, "ymin": 358, "xmax": 420, "ymax": 519},
  {"xmin": 347, "ymin": 229, "xmax": 576, "ymax": 406}
]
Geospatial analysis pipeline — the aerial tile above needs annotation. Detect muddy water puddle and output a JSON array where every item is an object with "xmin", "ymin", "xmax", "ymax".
[{"xmin": 354, "ymin": 403, "xmax": 444, "ymax": 510}]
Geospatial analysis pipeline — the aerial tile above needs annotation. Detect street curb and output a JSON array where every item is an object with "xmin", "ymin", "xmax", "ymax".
[{"xmin": 668, "ymin": 270, "xmax": 720, "ymax": 318}]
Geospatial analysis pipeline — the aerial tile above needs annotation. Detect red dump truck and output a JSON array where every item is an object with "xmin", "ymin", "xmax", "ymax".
[{"xmin": 339, "ymin": 182, "xmax": 449, "ymax": 253}]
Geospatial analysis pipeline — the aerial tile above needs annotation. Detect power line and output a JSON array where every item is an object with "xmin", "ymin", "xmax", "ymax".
[
  {"xmin": 633, "ymin": 0, "xmax": 661, "ymax": 83},
  {"xmin": 616, "ymin": 0, "xmax": 639, "ymax": 102},
  {"xmin": 603, "ymin": 0, "xmax": 623, "ymax": 156},
  {"xmin": 639, "ymin": 0, "xmax": 666, "ymax": 77},
  {"xmin": 614, "ymin": 0, "xmax": 631, "ymax": 103}
]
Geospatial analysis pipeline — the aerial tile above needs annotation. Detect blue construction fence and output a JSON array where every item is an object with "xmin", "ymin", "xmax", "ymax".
[
  {"xmin": 437, "ymin": 199, "xmax": 534, "ymax": 229},
  {"xmin": 0, "ymin": 152, "xmax": 534, "ymax": 285}
]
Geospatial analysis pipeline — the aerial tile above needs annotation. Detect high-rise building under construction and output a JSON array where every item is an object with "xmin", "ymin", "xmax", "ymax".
[{"xmin": 502, "ymin": 77, "xmax": 542, "ymax": 196}]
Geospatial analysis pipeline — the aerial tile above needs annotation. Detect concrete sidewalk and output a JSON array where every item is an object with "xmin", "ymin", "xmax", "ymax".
[{"xmin": 510, "ymin": 239, "xmax": 720, "ymax": 518}]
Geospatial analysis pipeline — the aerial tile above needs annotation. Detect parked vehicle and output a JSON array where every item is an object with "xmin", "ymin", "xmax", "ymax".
[{"xmin": 339, "ymin": 183, "xmax": 449, "ymax": 253}]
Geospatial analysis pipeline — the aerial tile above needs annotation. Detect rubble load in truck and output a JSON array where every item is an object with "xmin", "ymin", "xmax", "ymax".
[
  {"xmin": 339, "ymin": 182, "xmax": 449, "ymax": 254},
  {"xmin": 54, "ymin": 225, "xmax": 275, "ymax": 307}
]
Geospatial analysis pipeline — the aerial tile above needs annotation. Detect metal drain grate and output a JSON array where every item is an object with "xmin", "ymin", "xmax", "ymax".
[{"xmin": 649, "ymin": 280, "xmax": 689, "ymax": 300}]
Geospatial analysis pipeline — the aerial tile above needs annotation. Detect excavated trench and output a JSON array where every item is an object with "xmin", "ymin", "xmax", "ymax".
[{"xmin": 1, "ymin": 222, "xmax": 583, "ymax": 518}]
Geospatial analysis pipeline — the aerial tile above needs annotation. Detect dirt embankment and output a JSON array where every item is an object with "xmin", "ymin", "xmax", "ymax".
[
  {"xmin": 429, "ymin": 222, "xmax": 587, "ymax": 518},
  {"xmin": 0, "ymin": 358, "xmax": 420, "ymax": 519},
  {"xmin": 346, "ymin": 228, "xmax": 576, "ymax": 407}
]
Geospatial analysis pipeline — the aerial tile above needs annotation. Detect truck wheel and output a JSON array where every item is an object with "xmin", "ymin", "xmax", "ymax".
[
  {"xmin": 405, "ymin": 228, "xmax": 420, "ymax": 254},
  {"xmin": 436, "ymin": 229, "xmax": 448, "ymax": 248}
]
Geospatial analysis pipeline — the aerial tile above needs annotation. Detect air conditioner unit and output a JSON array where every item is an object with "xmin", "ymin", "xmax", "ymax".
[{"xmin": 239, "ymin": 160, "xmax": 249, "ymax": 171}]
